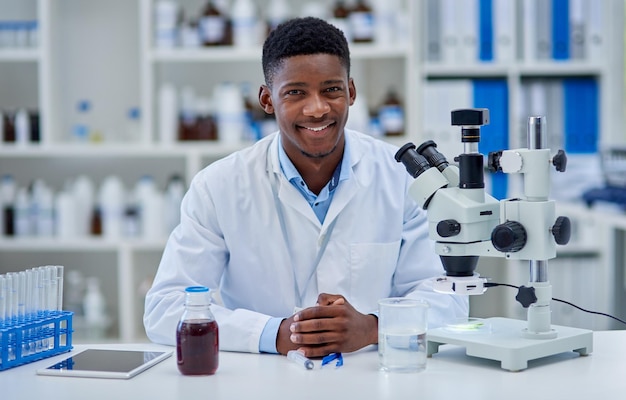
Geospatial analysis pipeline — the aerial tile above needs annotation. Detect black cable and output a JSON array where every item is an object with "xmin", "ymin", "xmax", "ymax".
[{"xmin": 484, "ymin": 282, "xmax": 626, "ymax": 326}]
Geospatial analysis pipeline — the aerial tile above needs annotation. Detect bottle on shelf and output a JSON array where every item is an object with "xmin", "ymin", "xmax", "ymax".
[
  {"xmin": 14, "ymin": 108, "xmax": 30, "ymax": 146},
  {"xmin": 83, "ymin": 276, "xmax": 110, "ymax": 340},
  {"xmin": 154, "ymin": 0, "xmax": 180, "ymax": 48},
  {"xmin": 372, "ymin": 0, "xmax": 399, "ymax": 45},
  {"xmin": 64, "ymin": 270, "xmax": 85, "ymax": 317},
  {"xmin": 0, "ymin": 110, "xmax": 4, "ymax": 144},
  {"xmin": 241, "ymin": 81, "xmax": 263, "ymax": 142},
  {"xmin": 54, "ymin": 190, "xmax": 78, "ymax": 238},
  {"xmin": 30, "ymin": 179, "xmax": 54, "ymax": 237},
  {"xmin": 90, "ymin": 206, "xmax": 102, "ymax": 236},
  {"xmin": 72, "ymin": 100, "xmax": 92, "ymax": 143},
  {"xmin": 164, "ymin": 174, "xmax": 185, "ymax": 234},
  {"xmin": 349, "ymin": 0, "xmax": 374, "ymax": 43},
  {"xmin": 266, "ymin": 0, "xmax": 291, "ymax": 34},
  {"xmin": 231, "ymin": 0, "xmax": 259, "ymax": 48},
  {"xmin": 1, "ymin": 175, "xmax": 16, "ymax": 237},
  {"xmin": 178, "ymin": 86, "xmax": 198, "ymax": 141},
  {"xmin": 124, "ymin": 107, "xmax": 141, "ymax": 142},
  {"xmin": 194, "ymin": 96, "xmax": 218, "ymax": 141},
  {"xmin": 97, "ymin": 175, "xmax": 125, "ymax": 239},
  {"xmin": 214, "ymin": 82, "xmax": 246, "ymax": 144},
  {"xmin": 179, "ymin": 18, "xmax": 201, "ymax": 48},
  {"xmin": 2, "ymin": 110, "xmax": 16, "ymax": 143},
  {"xmin": 330, "ymin": 0, "xmax": 352, "ymax": 42},
  {"xmin": 378, "ymin": 88, "xmax": 404, "ymax": 136},
  {"xmin": 158, "ymin": 82, "xmax": 178, "ymax": 144},
  {"xmin": 72, "ymin": 175, "xmax": 95, "ymax": 237},
  {"xmin": 177, "ymin": 286, "xmax": 219, "ymax": 376},
  {"xmin": 134, "ymin": 175, "xmax": 165, "ymax": 240},
  {"xmin": 29, "ymin": 110, "xmax": 40, "ymax": 143},
  {"xmin": 199, "ymin": 0, "xmax": 229, "ymax": 46},
  {"xmin": 14, "ymin": 186, "xmax": 31, "ymax": 237},
  {"xmin": 123, "ymin": 202, "xmax": 140, "ymax": 238}
]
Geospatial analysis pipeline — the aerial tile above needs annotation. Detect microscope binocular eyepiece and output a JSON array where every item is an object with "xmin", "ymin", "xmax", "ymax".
[
  {"xmin": 395, "ymin": 141, "xmax": 451, "ymax": 178},
  {"xmin": 395, "ymin": 143, "xmax": 431, "ymax": 178}
]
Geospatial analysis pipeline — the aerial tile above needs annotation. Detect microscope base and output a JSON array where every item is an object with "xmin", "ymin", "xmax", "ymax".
[{"xmin": 426, "ymin": 317, "xmax": 593, "ymax": 371}]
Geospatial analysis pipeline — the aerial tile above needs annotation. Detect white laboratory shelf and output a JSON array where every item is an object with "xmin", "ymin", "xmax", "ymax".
[
  {"xmin": 0, "ymin": 237, "xmax": 167, "ymax": 252},
  {"xmin": 0, "ymin": 48, "xmax": 41, "ymax": 62}
]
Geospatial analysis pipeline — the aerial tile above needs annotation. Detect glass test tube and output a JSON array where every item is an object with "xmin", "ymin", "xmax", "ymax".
[
  {"xmin": 18, "ymin": 271, "xmax": 26, "ymax": 321},
  {"xmin": 24, "ymin": 268, "xmax": 34, "ymax": 355},
  {"xmin": 55, "ymin": 265, "xmax": 64, "ymax": 311},
  {"xmin": 0, "ymin": 275, "xmax": 6, "ymax": 325},
  {"xmin": 6, "ymin": 273, "xmax": 15, "ymax": 322}
]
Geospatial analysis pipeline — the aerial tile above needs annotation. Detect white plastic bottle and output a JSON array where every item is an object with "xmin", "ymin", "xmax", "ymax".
[
  {"xmin": 134, "ymin": 175, "xmax": 165, "ymax": 240},
  {"xmin": 32, "ymin": 180, "xmax": 54, "ymax": 236},
  {"xmin": 14, "ymin": 108, "xmax": 30, "ymax": 146},
  {"xmin": 14, "ymin": 187, "xmax": 31, "ymax": 237},
  {"xmin": 154, "ymin": 0, "xmax": 179, "ymax": 48},
  {"xmin": 158, "ymin": 83, "xmax": 178, "ymax": 144},
  {"xmin": 54, "ymin": 190, "xmax": 78, "ymax": 238},
  {"xmin": 372, "ymin": 0, "xmax": 398, "ymax": 45},
  {"xmin": 164, "ymin": 174, "xmax": 185, "ymax": 234},
  {"xmin": 83, "ymin": 277, "xmax": 109, "ymax": 339},
  {"xmin": 231, "ymin": 0, "xmax": 259, "ymax": 47},
  {"xmin": 72, "ymin": 175, "xmax": 95, "ymax": 237},
  {"xmin": 214, "ymin": 82, "xmax": 246, "ymax": 145},
  {"xmin": 266, "ymin": 0, "xmax": 291, "ymax": 32},
  {"xmin": 98, "ymin": 175, "xmax": 125, "ymax": 239}
]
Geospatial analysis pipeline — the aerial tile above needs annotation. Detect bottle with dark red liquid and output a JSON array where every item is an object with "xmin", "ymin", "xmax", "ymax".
[{"xmin": 176, "ymin": 286, "xmax": 219, "ymax": 375}]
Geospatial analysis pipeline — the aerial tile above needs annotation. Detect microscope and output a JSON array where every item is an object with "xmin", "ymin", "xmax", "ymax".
[{"xmin": 395, "ymin": 108, "xmax": 593, "ymax": 371}]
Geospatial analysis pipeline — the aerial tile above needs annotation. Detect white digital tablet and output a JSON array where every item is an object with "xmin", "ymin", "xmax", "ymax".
[{"xmin": 36, "ymin": 349, "xmax": 173, "ymax": 379}]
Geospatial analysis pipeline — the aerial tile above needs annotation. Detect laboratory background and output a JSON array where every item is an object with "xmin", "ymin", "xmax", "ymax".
[{"xmin": 0, "ymin": 0, "xmax": 625, "ymax": 345}]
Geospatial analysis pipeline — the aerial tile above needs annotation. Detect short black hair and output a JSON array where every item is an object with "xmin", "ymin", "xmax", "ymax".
[{"xmin": 262, "ymin": 17, "xmax": 351, "ymax": 88}]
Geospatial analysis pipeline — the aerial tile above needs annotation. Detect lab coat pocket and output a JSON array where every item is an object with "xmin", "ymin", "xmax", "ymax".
[{"xmin": 349, "ymin": 241, "xmax": 400, "ymax": 313}]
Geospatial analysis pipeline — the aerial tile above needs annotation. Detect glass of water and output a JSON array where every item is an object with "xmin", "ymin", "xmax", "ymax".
[{"xmin": 378, "ymin": 297, "xmax": 429, "ymax": 373}]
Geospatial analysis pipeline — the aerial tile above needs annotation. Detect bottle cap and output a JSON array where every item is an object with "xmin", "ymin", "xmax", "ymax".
[{"xmin": 185, "ymin": 286, "xmax": 209, "ymax": 293}]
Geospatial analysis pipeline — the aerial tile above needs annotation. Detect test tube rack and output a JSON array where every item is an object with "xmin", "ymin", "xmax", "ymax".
[{"xmin": 0, "ymin": 310, "xmax": 73, "ymax": 371}]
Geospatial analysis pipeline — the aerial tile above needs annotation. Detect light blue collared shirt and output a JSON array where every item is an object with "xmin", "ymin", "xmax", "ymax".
[{"xmin": 259, "ymin": 134, "xmax": 351, "ymax": 353}]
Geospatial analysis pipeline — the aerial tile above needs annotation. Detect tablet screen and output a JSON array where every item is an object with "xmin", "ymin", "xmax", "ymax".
[{"xmin": 37, "ymin": 349, "xmax": 172, "ymax": 379}]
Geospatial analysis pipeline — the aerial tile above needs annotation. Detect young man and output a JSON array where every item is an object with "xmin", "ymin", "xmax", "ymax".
[{"xmin": 144, "ymin": 17, "xmax": 468, "ymax": 358}]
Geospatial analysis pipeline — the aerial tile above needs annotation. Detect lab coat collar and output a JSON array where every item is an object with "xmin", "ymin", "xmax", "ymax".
[{"xmin": 266, "ymin": 130, "xmax": 364, "ymax": 230}]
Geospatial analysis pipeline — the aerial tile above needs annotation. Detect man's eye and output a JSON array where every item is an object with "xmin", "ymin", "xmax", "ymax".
[
  {"xmin": 326, "ymin": 87, "xmax": 342, "ymax": 92},
  {"xmin": 287, "ymin": 90, "xmax": 302, "ymax": 95}
]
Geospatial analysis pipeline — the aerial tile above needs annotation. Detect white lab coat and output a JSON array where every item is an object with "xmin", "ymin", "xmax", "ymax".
[{"xmin": 144, "ymin": 130, "xmax": 468, "ymax": 352}]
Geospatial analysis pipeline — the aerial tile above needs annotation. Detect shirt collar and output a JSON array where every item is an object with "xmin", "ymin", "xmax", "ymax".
[{"xmin": 277, "ymin": 133, "xmax": 351, "ymax": 191}]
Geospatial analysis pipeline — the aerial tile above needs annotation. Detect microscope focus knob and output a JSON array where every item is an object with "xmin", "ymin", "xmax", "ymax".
[
  {"xmin": 552, "ymin": 149, "xmax": 567, "ymax": 172},
  {"xmin": 491, "ymin": 221, "xmax": 527, "ymax": 252},
  {"xmin": 552, "ymin": 216, "xmax": 571, "ymax": 245},
  {"xmin": 437, "ymin": 219, "xmax": 461, "ymax": 237}
]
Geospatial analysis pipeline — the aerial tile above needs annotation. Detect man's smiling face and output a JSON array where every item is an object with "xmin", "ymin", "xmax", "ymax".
[{"xmin": 259, "ymin": 53, "xmax": 356, "ymax": 162}]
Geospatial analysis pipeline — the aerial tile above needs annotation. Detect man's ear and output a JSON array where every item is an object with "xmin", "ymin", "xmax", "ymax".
[
  {"xmin": 348, "ymin": 78, "xmax": 357, "ymax": 106},
  {"xmin": 259, "ymin": 85, "xmax": 274, "ymax": 114}
]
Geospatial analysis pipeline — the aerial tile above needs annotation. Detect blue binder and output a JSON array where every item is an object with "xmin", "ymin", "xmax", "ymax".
[
  {"xmin": 552, "ymin": 0, "xmax": 570, "ymax": 60},
  {"xmin": 479, "ymin": 0, "xmax": 494, "ymax": 61},
  {"xmin": 563, "ymin": 78, "xmax": 598, "ymax": 153},
  {"xmin": 473, "ymin": 79, "xmax": 509, "ymax": 199}
]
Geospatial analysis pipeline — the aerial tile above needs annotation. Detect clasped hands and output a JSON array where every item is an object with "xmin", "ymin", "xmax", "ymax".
[{"xmin": 276, "ymin": 293, "xmax": 378, "ymax": 358}]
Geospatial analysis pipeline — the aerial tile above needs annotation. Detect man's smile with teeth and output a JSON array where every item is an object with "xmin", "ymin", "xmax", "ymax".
[{"xmin": 304, "ymin": 124, "xmax": 331, "ymax": 132}]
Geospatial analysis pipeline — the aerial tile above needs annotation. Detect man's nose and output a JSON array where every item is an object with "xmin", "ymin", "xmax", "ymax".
[{"xmin": 303, "ymin": 94, "xmax": 331, "ymax": 118}]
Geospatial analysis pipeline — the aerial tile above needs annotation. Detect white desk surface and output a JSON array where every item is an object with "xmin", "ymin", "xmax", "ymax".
[{"xmin": 2, "ymin": 330, "xmax": 625, "ymax": 400}]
